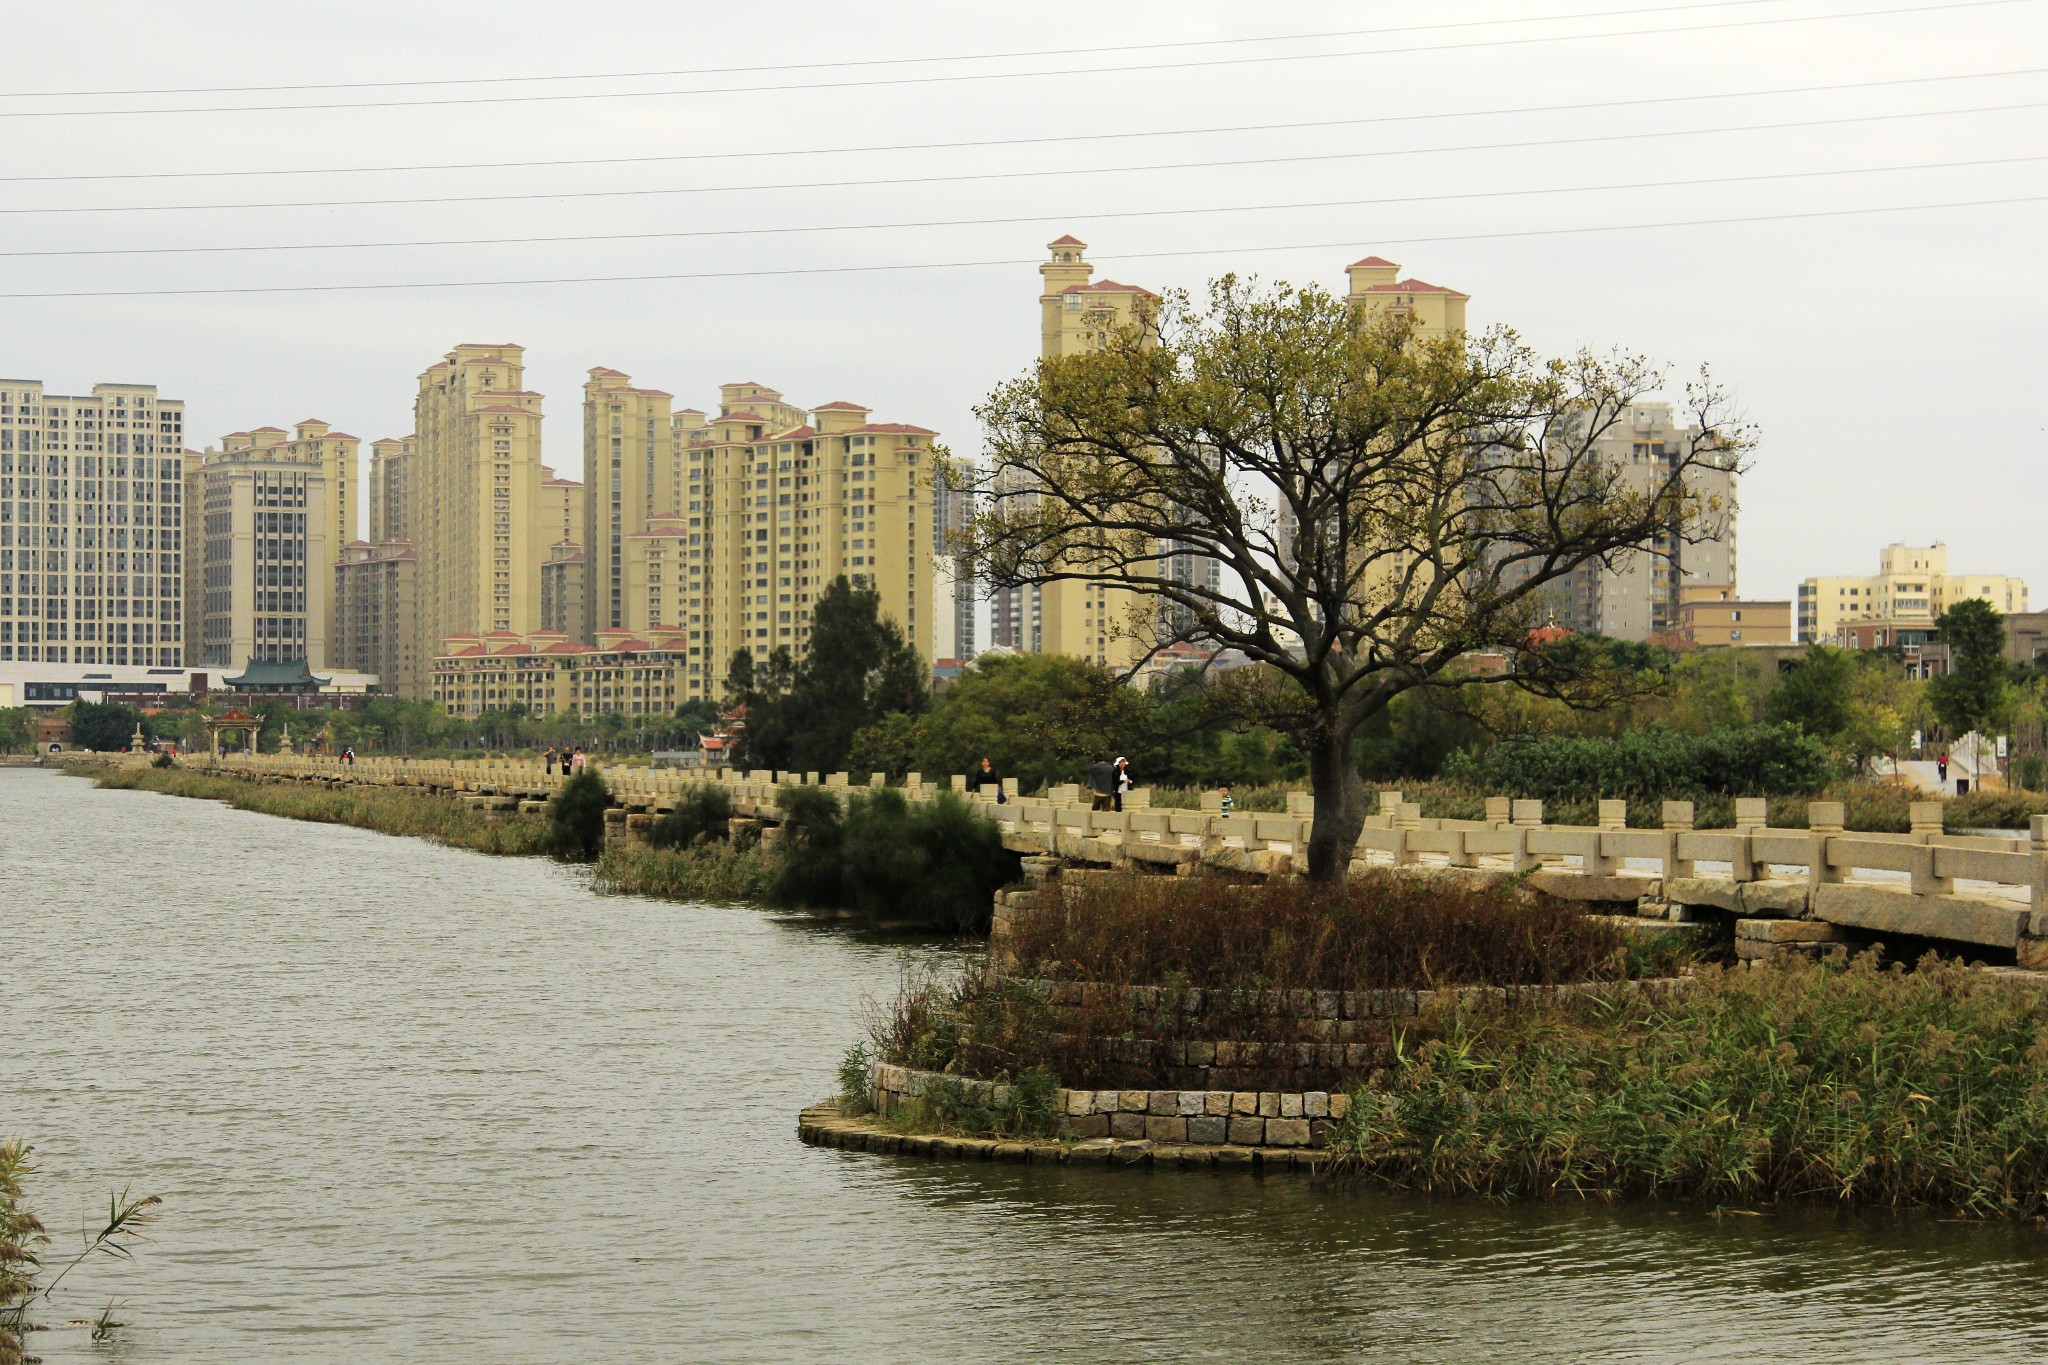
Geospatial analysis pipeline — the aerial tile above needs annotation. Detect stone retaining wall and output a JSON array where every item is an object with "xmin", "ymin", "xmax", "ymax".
[{"xmin": 870, "ymin": 1062, "xmax": 1354, "ymax": 1149}]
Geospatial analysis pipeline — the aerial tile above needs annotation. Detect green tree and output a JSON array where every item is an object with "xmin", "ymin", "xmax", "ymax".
[
  {"xmin": 0, "ymin": 707, "xmax": 33, "ymax": 754},
  {"xmin": 847, "ymin": 651, "xmax": 1146, "ymax": 791},
  {"xmin": 1927, "ymin": 599, "xmax": 2011, "ymax": 737},
  {"xmin": 961, "ymin": 276, "xmax": 1750, "ymax": 878},
  {"xmin": 1764, "ymin": 646, "xmax": 1857, "ymax": 740},
  {"xmin": 743, "ymin": 577, "xmax": 927, "ymax": 773},
  {"xmin": 67, "ymin": 700, "xmax": 147, "ymax": 752}
]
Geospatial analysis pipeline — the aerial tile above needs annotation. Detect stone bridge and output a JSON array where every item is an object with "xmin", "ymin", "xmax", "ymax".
[{"xmin": 189, "ymin": 753, "xmax": 2048, "ymax": 969}]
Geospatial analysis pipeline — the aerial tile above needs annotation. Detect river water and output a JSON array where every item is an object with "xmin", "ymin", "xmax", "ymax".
[{"xmin": 6, "ymin": 767, "xmax": 2048, "ymax": 1363}]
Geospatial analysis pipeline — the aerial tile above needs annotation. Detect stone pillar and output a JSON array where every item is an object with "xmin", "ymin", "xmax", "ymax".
[
  {"xmin": 1510, "ymin": 799, "xmax": 1544, "ymax": 829},
  {"xmin": 1661, "ymin": 799, "xmax": 1695, "ymax": 882},
  {"xmin": 1597, "ymin": 799, "xmax": 1627, "ymax": 832},
  {"xmin": 1808, "ymin": 800, "xmax": 1846, "ymax": 887},
  {"xmin": 1910, "ymin": 802, "xmax": 1944, "ymax": 839},
  {"xmin": 1484, "ymin": 796, "xmax": 1512, "ymax": 828}
]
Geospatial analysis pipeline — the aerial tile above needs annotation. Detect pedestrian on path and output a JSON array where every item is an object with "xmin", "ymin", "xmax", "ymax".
[
  {"xmin": 572, "ymin": 747, "xmax": 587, "ymax": 773},
  {"xmin": 343, "ymin": 746, "xmax": 355, "ymax": 767},
  {"xmin": 1938, "ymin": 750, "xmax": 1950, "ymax": 786},
  {"xmin": 1218, "ymin": 784, "xmax": 1235, "ymax": 814},
  {"xmin": 544, "ymin": 746, "xmax": 558, "ymax": 778},
  {"xmin": 1113, "ymin": 756, "xmax": 1132, "ymax": 813},
  {"xmin": 1087, "ymin": 758, "xmax": 1116, "ymax": 812},
  {"xmin": 977, "ymin": 755, "xmax": 1006, "ymax": 804}
]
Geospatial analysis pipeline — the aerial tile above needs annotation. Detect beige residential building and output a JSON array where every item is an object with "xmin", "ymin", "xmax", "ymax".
[
  {"xmin": 405, "ymin": 344, "xmax": 548, "ymax": 695},
  {"xmin": 333, "ymin": 539, "xmax": 417, "ymax": 690},
  {"xmin": 1798, "ymin": 543, "xmax": 2029, "ymax": 643},
  {"xmin": 1678, "ymin": 586, "xmax": 1791, "ymax": 647},
  {"xmin": 367, "ymin": 436, "xmax": 414, "ymax": 542},
  {"xmin": 1525, "ymin": 402, "xmax": 1740, "ymax": 642},
  {"xmin": 185, "ymin": 427, "xmax": 337, "ymax": 670},
  {"xmin": 431, "ymin": 626, "xmax": 690, "ymax": 718},
  {"xmin": 675, "ymin": 385, "xmax": 935, "ymax": 701},
  {"xmin": 0, "ymin": 379, "xmax": 186, "ymax": 666},
  {"xmin": 622, "ymin": 512, "xmax": 689, "ymax": 635},
  {"xmin": 581, "ymin": 369, "xmax": 678, "ymax": 641},
  {"xmin": 540, "ymin": 467, "xmax": 585, "ymax": 554},
  {"xmin": 540, "ymin": 539, "xmax": 586, "ymax": 638}
]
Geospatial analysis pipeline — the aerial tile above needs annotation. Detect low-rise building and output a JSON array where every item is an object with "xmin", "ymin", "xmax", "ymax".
[
  {"xmin": 1677, "ymin": 587, "xmax": 1791, "ymax": 647},
  {"xmin": 1798, "ymin": 543, "xmax": 2028, "ymax": 643},
  {"xmin": 430, "ymin": 627, "xmax": 690, "ymax": 718}
]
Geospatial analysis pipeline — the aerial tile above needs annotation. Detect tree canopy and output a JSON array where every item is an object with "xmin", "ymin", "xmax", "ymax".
[
  {"xmin": 958, "ymin": 274, "xmax": 1751, "ymax": 877},
  {"xmin": 1928, "ymin": 598, "xmax": 2012, "ymax": 743},
  {"xmin": 736, "ymin": 575, "xmax": 928, "ymax": 773}
]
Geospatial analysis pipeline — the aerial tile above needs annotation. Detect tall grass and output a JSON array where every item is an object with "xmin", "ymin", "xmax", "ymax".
[
  {"xmin": 592, "ymin": 840, "xmax": 777, "ymax": 902},
  {"xmin": 1334, "ymin": 951, "xmax": 2048, "ymax": 1213},
  {"xmin": 1011, "ymin": 871, "xmax": 1635, "ymax": 992},
  {"xmin": 90, "ymin": 766, "xmax": 548, "ymax": 855},
  {"xmin": 1, "ymin": 1141, "xmax": 161, "ymax": 1357}
]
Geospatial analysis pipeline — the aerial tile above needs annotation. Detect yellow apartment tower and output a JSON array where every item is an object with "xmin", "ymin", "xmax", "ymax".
[
  {"xmin": 407, "ymin": 344, "xmax": 547, "ymax": 694},
  {"xmin": 333, "ymin": 539, "xmax": 418, "ymax": 690},
  {"xmin": 581, "ymin": 368, "xmax": 677, "ymax": 642},
  {"xmin": 185, "ymin": 425, "xmax": 338, "ymax": 669}
]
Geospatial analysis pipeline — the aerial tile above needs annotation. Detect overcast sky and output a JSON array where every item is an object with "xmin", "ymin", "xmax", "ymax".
[{"xmin": 3, "ymin": 0, "xmax": 2043, "ymax": 603}]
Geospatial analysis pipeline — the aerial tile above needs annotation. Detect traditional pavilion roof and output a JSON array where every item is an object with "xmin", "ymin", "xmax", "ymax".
[{"xmin": 223, "ymin": 658, "xmax": 329, "ymax": 689}]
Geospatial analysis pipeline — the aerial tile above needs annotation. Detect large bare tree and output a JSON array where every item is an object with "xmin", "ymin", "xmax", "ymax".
[{"xmin": 957, "ymin": 275, "xmax": 1750, "ymax": 881}]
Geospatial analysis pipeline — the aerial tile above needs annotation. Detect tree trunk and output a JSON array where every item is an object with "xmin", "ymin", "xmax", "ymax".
[{"xmin": 1304, "ymin": 718, "xmax": 1368, "ymax": 882}]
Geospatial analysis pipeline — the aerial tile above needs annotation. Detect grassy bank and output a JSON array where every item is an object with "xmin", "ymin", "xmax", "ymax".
[
  {"xmin": 88, "ymin": 765, "xmax": 548, "ymax": 856},
  {"xmin": 1333, "ymin": 951, "xmax": 2048, "ymax": 1213}
]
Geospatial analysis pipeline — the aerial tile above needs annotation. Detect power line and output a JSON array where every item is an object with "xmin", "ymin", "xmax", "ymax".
[
  {"xmin": 6, "ymin": 152, "xmax": 2040, "ymax": 260},
  {"xmin": 0, "ymin": 0, "xmax": 1817, "ymax": 99},
  {"xmin": 8, "ymin": 64, "xmax": 2042, "ymax": 186},
  {"xmin": 0, "ymin": 0, "xmax": 2022, "ymax": 120},
  {"xmin": 2, "ymin": 192, "xmax": 2041, "ymax": 299},
  {"xmin": 8, "ymin": 99, "xmax": 2041, "ymax": 217}
]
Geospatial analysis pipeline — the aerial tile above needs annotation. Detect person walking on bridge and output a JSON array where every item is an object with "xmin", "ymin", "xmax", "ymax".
[
  {"xmin": 544, "ymin": 746, "xmax": 558, "ymax": 779},
  {"xmin": 1087, "ymin": 758, "xmax": 1116, "ymax": 812},
  {"xmin": 977, "ymin": 755, "xmax": 1006, "ymax": 804},
  {"xmin": 1113, "ymin": 756, "xmax": 1132, "ymax": 813}
]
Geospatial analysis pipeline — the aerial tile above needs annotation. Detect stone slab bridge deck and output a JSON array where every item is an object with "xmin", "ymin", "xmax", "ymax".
[{"xmin": 196, "ymin": 753, "xmax": 2048, "ymax": 969}]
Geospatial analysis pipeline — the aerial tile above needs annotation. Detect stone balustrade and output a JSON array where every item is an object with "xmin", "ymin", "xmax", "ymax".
[{"xmin": 192, "ymin": 753, "xmax": 2048, "ymax": 965}]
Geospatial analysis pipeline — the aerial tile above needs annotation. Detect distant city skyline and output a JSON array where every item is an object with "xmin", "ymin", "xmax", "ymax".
[{"xmin": 3, "ymin": 1, "xmax": 2044, "ymax": 611}]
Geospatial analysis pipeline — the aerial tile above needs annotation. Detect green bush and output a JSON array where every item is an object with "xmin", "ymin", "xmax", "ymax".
[
  {"xmin": 771, "ymin": 785, "xmax": 1017, "ymax": 932},
  {"xmin": 1947, "ymin": 788, "xmax": 2048, "ymax": 833},
  {"xmin": 592, "ymin": 840, "xmax": 776, "ymax": 902},
  {"xmin": 150, "ymin": 752, "xmax": 176, "ymax": 769},
  {"xmin": 1442, "ymin": 723, "xmax": 1835, "ymax": 802},
  {"xmin": 646, "ymin": 783, "xmax": 733, "ymax": 850},
  {"xmin": 542, "ymin": 769, "xmax": 611, "ymax": 861}
]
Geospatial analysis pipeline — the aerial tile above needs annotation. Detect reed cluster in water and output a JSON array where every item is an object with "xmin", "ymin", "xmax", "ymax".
[
  {"xmin": 90, "ymin": 765, "xmax": 549, "ymax": 856},
  {"xmin": 1330, "ymin": 950, "xmax": 2048, "ymax": 1213}
]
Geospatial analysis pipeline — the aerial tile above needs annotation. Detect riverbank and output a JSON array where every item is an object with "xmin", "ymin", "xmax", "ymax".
[{"xmin": 88, "ymin": 764, "xmax": 549, "ymax": 856}]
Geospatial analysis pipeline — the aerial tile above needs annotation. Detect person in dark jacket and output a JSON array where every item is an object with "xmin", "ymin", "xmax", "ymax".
[
  {"xmin": 1087, "ymin": 758, "xmax": 1116, "ymax": 811},
  {"xmin": 978, "ymin": 755, "xmax": 1006, "ymax": 804}
]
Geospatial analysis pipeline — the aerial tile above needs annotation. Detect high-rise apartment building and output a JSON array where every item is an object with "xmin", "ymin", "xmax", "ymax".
[
  {"xmin": 407, "ymin": 344, "xmax": 548, "ymax": 694},
  {"xmin": 931, "ymin": 453, "xmax": 976, "ymax": 660},
  {"xmin": 367, "ymin": 436, "xmax": 413, "ymax": 542},
  {"xmin": 333, "ymin": 539, "xmax": 417, "ymax": 689},
  {"xmin": 540, "ymin": 539, "xmax": 586, "ymax": 639},
  {"xmin": 1798, "ymin": 544, "xmax": 2029, "ymax": 644},
  {"xmin": 1522, "ymin": 402, "xmax": 1740, "ymax": 642},
  {"xmin": 670, "ymin": 386, "xmax": 936, "ymax": 700},
  {"xmin": 185, "ymin": 424, "xmax": 351, "ymax": 669},
  {"xmin": 540, "ymin": 466, "xmax": 585, "ymax": 554},
  {"xmin": 581, "ymin": 369, "xmax": 678, "ymax": 642},
  {"xmin": 0, "ymin": 379, "xmax": 186, "ymax": 666}
]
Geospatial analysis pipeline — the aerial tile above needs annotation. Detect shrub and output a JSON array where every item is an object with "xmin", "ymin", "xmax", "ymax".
[
  {"xmin": 1333, "ymin": 951, "xmax": 2048, "ymax": 1213},
  {"xmin": 592, "ymin": 840, "xmax": 776, "ymax": 902},
  {"xmin": 771, "ymin": 786, "xmax": 1017, "ymax": 932},
  {"xmin": 646, "ymin": 783, "xmax": 733, "ymax": 850},
  {"xmin": 1443, "ymin": 723, "xmax": 1836, "ymax": 803},
  {"xmin": 150, "ymin": 751, "xmax": 176, "ymax": 769},
  {"xmin": 895, "ymin": 1067, "xmax": 1066, "ymax": 1141},
  {"xmin": 1010, "ymin": 870, "xmax": 1633, "ymax": 992},
  {"xmin": 1947, "ymin": 788, "xmax": 2048, "ymax": 833},
  {"xmin": 542, "ymin": 769, "xmax": 611, "ymax": 861},
  {"xmin": 837, "ymin": 1043, "xmax": 874, "ymax": 1114}
]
